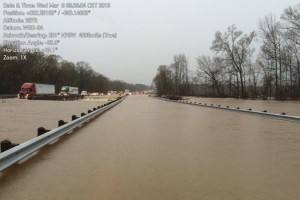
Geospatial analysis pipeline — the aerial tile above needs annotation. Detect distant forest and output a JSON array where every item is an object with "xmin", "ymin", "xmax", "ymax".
[
  {"xmin": 0, "ymin": 46, "xmax": 149, "ymax": 94},
  {"xmin": 153, "ymin": 4, "xmax": 300, "ymax": 100}
]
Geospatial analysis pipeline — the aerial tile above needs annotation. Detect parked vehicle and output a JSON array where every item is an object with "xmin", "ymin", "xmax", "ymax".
[
  {"xmin": 81, "ymin": 91, "xmax": 88, "ymax": 95},
  {"xmin": 18, "ymin": 83, "xmax": 55, "ymax": 99},
  {"xmin": 59, "ymin": 86, "xmax": 79, "ymax": 95}
]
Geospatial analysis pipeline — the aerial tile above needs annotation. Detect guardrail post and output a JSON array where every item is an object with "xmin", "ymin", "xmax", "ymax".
[
  {"xmin": 37, "ymin": 127, "xmax": 50, "ymax": 136},
  {"xmin": 81, "ymin": 112, "xmax": 86, "ymax": 117},
  {"xmin": 1, "ymin": 140, "xmax": 19, "ymax": 152},
  {"xmin": 88, "ymin": 110, "xmax": 92, "ymax": 113},
  {"xmin": 58, "ymin": 120, "xmax": 67, "ymax": 127},
  {"xmin": 72, "ymin": 115, "xmax": 78, "ymax": 121}
]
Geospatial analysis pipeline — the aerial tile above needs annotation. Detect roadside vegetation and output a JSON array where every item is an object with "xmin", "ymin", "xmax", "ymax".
[
  {"xmin": 153, "ymin": 4, "xmax": 300, "ymax": 100},
  {"xmin": 0, "ymin": 46, "xmax": 149, "ymax": 94}
]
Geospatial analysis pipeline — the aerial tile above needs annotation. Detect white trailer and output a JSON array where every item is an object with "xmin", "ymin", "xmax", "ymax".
[
  {"xmin": 124, "ymin": 89, "xmax": 130, "ymax": 95},
  {"xmin": 34, "ymin": 83, "xmax": 55, "ymax": 95}
]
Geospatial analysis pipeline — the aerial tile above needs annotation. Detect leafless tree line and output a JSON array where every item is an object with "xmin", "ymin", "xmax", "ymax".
[
  {"xmin": 0, "ymin": 47, "xmax": 149, "ymax": 94},
  {"xmin": 153, "ymin": 4, "xmax": 300, "ymax": 100}
]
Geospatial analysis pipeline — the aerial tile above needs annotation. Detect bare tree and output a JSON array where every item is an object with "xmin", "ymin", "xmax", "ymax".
[
  {"xmin": 281, "ymin": 4, "xmax": 300, "ymax": 97},
  {"xmin": 281, "ymin": 4, "xmax": 300, "ymax": 46},
  {"xmin": 245, "ymin": 61, "xmax": 261, "ymax": 99},
  {"xmin": 258, "ymin": 14, "xmax": 283, "ymax": 99},
  {"xmin": 196, "ymin": 56, "xmax": 223, "ymax": 96},
  {"xmin": 170, "ymin": 54, "xmax": 189, "ymax": 96},
  {"xmin": 211, "ymin": 25, "xmax": 256, "ymax": 98}
]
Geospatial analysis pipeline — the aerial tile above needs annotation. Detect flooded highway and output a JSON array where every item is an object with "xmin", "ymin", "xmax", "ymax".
[
  {"xmin": 0, "ymin": 98, "xmax": 113, "ymax": 143},
  {"xmin": 188, "ymin": 97, "xmax": 300, "ymax": 116},
  {"xmin": 1, "ymin": 95, "xmax": 300, "ymax": 200}
]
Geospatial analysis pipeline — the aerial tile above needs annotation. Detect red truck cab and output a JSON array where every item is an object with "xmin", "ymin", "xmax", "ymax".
[{"xmin": 18, "ymin": 83, "xmax": 35, "ymax": 99}]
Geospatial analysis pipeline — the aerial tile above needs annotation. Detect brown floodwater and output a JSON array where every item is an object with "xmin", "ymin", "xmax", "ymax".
[
  {"xmin": 0, "ymin": 98, "xmax": 111, "ymax": 143},
  {"xmin": 0, "ymin": 95, "xmax": 300, "ymax": 200},
  {"xmin": 188, "ymin": 97, "xmax": 300, "ymax": 116}
]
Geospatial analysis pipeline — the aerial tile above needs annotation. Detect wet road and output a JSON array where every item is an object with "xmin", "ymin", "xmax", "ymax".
[
  {"xmin": 0, "ymin": 98, "xmax": 111, "ymax": 143},
  {"xmin": 188, "ymin": 97, "xmax": 300, "ymax": 116},
  {"xmin": 1, "ymin": 96, "xmax": 300, "ymax": 200}
]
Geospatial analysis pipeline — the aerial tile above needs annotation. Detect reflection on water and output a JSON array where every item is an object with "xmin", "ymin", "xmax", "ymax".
[{"xmin": 0, "ymin": 96, "xmax": 300, "ymax": 200}]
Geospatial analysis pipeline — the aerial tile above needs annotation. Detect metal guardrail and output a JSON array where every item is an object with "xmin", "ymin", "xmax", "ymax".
[
  {"xmin": 151, "ymin": 96, "xmax": 300, "ymax": 122},
  {"xmin": 0, "ymin": 96, "xmax": 126, "ymax": 171}
]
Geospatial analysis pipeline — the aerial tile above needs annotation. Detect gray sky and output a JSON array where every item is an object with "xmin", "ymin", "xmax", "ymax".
[{"xmin": 1, "ymin": 0, "xmax": 299, "ymax": 85}]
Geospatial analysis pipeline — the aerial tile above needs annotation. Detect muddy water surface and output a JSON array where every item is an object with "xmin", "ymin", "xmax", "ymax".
[
  {"xmin": 0, "ymin": 98, "xmax": 109, "ymax": 143},
  {"xmin": 188, "ymin": 97, "xmax": 300, "ymax": 115},
  {"xmin": 0, "ymin": 96, "xmax": 300, "ymax": 200}
]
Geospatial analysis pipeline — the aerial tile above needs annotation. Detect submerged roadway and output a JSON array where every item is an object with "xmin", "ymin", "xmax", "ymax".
[{"xmin": 1, "ymin": 95, "xmax": 300, "ymax": 200}]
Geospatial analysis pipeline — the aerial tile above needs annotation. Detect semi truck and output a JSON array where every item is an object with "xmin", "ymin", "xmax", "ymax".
[
  {"xmin": 18, "ymin": 83, "xmax": 55, "ymax": 99},
  {"xmin": 59, "ymin": 86, "xmax": 79, "ymax": 95},
  {"xmin": 124, "ymin": 89, "xmax": 130, "ymax": 95},
  {"xmin": 18, "ymin": 83, "xmax": 82, "ymax": 100}
]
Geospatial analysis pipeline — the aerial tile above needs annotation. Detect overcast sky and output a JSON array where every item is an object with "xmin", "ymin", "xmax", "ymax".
[{"xmin": 1, "ymin": 0, "xmax": 299, "ymax": 85}]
